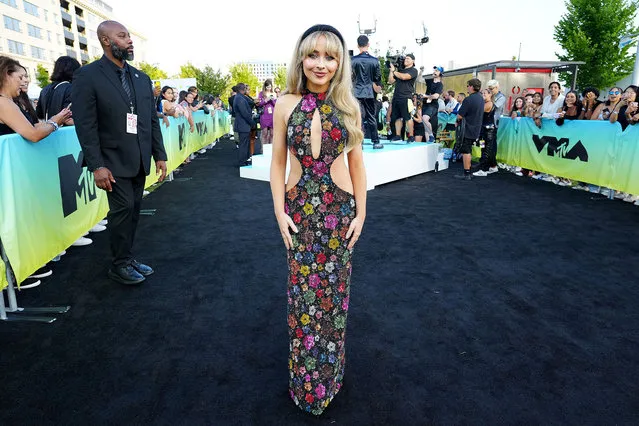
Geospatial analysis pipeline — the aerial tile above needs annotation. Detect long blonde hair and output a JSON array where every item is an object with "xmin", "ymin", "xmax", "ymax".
[{"xmin": 285, "ymin": 30, "xmax": 363, "ymax": 152}]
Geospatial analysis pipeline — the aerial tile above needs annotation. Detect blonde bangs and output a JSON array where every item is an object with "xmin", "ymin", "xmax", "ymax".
[
  {"xmin": 297, "ymin": 31, "xmax": 343, "ymax": 64},
  {"xmin": 286, "ymin": 29, "xmax": 364, "ymax": 152}
]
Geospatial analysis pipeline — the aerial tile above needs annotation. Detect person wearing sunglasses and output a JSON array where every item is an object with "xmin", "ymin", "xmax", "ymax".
[
  {"xmin": 591, "ymin": 87, "xmax": 622, "ymax": 121},
  {"xmin": 610, "ymin": 85, "xmax": 639, "ymax": 130}
]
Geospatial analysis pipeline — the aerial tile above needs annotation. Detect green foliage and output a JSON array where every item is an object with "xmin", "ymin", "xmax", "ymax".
[
  {"xmin": 34, "ymin": 64, "xmax": 49, "ymax": 88},
  {"xmin": 179, "ymin": 62, "xmax": 200, "ymax": 79},
  {"xmin": 372, "ymin": 47, "xmax": 392, "ymax": 95},
  {"xmin": 197, "ymin": 66, "xmax": 230, "ymax": 96},
  {"xmin": 554, "ymin": 0, "xmax": 639, "ymax": 89},
  {"xmin": 138, "ymin": 61, "xmax": 168, "ymax": 80},
  {"xmin": 228, "ymin": 63, "xmax": 260, "ymax": 97},
  {"xmin": 174, "ymin": 62, "xmax": 232, "ymax": 98},
  {"xmin": 273, "ymin": 65, "xmax": 287, "ymax": 91}
]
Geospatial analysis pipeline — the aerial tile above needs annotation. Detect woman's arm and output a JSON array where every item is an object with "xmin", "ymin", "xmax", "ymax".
[
  {"xmin": 590, "ymin": 103, "xmax": 604, "ymax": 120},
  {"xmin": 346, "ymin": 144, "xmax": 367, "ymax": 249},
  {"xmin": 187, "ymin": 113, "xmax": 195, "ymax": 132},
  {"xmin": 270, "ymin": 95, "xmax": 298, "ymax": 249},
  {"xmin": 610, "ymin": 102, "xmax": 626, "ymax": 124},
  {"xmin": 0, "ymin": 98, "xmax": 62, "ymax": 142}
]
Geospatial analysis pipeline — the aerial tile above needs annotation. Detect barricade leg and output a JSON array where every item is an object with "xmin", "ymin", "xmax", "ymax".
[{"xmin": 0, "ymin": 241, "xmax": 70, "ymax": 323}]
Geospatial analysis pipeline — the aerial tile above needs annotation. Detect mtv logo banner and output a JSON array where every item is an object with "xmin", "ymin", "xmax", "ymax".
[
  {"xmin": 497, "ymin": 117, "xmax": 639, "ymax": 195},
  {"xmin": 0, "ymin": 129, "xmax": 110, "ymax": 285},
  {"xmin": 0, "ymin": 110, "xmax": 231, "ymax": 286}
]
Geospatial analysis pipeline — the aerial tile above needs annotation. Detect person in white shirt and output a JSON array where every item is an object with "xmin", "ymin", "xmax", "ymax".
[
  {"xmin": 487, "ymin": 79, "xmax": 506, "ymax": 126},
  {"xmin": 443, "ymin": 90, "xmax": 459, "ymax": 113},
  {"xmin": 540, "ymin": 81, "xmax": 565, "ymax": 118}
]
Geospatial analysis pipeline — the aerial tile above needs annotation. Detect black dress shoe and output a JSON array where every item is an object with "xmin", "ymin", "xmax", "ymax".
[
  {"xmin": 108, "ymin": 265, "xmax": 145, "ymax": 285},
  {"xmin": 131, "ymin": 260, "xmax": 154, "ymax": 276}
]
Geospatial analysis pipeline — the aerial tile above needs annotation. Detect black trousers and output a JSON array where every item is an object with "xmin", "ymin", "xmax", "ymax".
[
  {"xmin": 238, "ymin": 131, "xmax": 251, "ymax": 165},
  {"xmin": 478, "ymin": 126, "xmax": 497, "ymax": 171},
  {"xmin": 424, "ymin": 106, "xmax": 439, "ymax": 139},
  {"xmin": 358, "ymin": 98, "xmax": 379, "ymax": 143},
  {"xmin": 106, "ymin": 166, "xmax": 146, "ymax": 267}
]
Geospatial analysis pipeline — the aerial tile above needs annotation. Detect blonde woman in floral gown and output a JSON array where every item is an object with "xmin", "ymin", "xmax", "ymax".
[{"xmin": 270, "ymin": 24, "xmax": 367, "ymax": 416}]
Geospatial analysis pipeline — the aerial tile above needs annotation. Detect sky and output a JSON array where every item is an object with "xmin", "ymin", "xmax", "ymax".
[{"xmin": 104, "ymin": 0, "xmax": 636, "ymax": 76}]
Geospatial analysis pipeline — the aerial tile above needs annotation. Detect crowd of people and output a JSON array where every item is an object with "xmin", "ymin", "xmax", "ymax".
[{"xmin": 228, "ymin": 79, "xmax": 281, "ymax": 166}]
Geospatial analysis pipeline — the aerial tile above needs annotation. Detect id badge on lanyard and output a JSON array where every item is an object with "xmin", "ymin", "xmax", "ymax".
[{"xmin": 126, "ymin": 105, "xmax": 137, "ymax": 134}]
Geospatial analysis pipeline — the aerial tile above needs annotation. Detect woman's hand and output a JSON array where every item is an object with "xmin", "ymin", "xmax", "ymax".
[
  {"xmin": 276, "ymin": 211, "xmax": 298, "ymax": 250},
  {"xmin": 346, "ymin": 216, "xmax": 365, "ymax": 249},
  {"xmin": 627, "ymin": 102, "xmax": 638, "ymax": 114},
  {"xmin": 52, "ymin": 107, "xmax": 72, "ymax": 125}
]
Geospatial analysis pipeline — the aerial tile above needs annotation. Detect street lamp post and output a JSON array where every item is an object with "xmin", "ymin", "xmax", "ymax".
[{"xmin": 620, "ymin": 33, "xmax": 639, "ymax": 85}]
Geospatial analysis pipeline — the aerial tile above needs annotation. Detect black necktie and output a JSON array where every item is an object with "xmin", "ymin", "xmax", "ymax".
[{"xmin": 118, "ymin": 68, "xmax": 132, "ymax": 105}]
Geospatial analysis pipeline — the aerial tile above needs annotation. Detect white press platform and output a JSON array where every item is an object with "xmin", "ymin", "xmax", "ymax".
[{"xmin": 239, "ymin": 140, "xmax": 448, "ymax": 190}]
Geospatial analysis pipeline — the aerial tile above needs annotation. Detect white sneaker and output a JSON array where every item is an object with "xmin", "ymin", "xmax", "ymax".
[
  {"xmin": 98, "ymin": 219, "xmax": 108, "ymax": 226},
  {"xmin": 198, "ymin": 149, "xmax": 206, "ymax": 154},
  {"xmin": 19, "ymin": 278, "xmax": 41, "ymax": 290},
  {"xmin": 89, "ymin": 224, "xmax": 107, "ymax": 233},
  {"xmin": 473, "ymin": 170, "xmax": 488, "ymax": 177},
  {"xmin": 634, "ymin": 199, "xmax": 639, "ymax": 206},
  {"xmin": 487, "ymin": 167, "xmax": 499, "ymax": 174},
  {"xmin": 515, "ymin": 171, "xmax": 523, "ymax": 176},
  {"xmin": 600, "ymin": 188, "xmax": 611, "ymax": 197},
  {"xmin": 143, "ymin": 190, "xmax": 150, "ymax": 196},
  {"xmin": 72, "ymin": 236, "xmax": 92, "ymax": 247},
  {"xmin": 615, "ymin": 191, "xmax": 627, "ymax": 199},
  {"xmin": 623, "ymin": 194, "xmax": 638, "ymax": 203}
]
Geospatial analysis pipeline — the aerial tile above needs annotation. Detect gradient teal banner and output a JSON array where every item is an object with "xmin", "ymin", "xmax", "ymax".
[
  {"xmin": 0, "ymin": 110, "xmax": 230, "ymax": 286},
  {"xmin": 437, "ymin": 112, "xmax": 457, "ymax": 133},
  {"xmin": 497, "ymin": 117, "xmax": 639, "ymax": 194}
]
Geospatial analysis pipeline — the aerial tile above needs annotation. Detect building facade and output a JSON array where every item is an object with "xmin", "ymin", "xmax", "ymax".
[
  {"xmin": 0, "ymin": 0, "xmax": 146, "ymax": 89},
  {"xmin": 247, "ymin": 60, "xmax": 286, "ymax": 84}
]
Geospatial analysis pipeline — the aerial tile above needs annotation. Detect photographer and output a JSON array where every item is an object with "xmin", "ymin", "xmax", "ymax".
[{"xmin": 388, "ymin": 53, "xmax": 418, "ymax": 142}]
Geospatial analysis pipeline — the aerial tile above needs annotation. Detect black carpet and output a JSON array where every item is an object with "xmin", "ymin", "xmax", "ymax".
[{"xmin": 1, "ymin": 139, "xmax": 638, "ymax": 425}]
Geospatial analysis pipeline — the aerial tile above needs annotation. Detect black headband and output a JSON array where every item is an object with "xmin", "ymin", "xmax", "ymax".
[{"xmin": 300, "ymin": 24, "xmax": 345, "ymax": 46}]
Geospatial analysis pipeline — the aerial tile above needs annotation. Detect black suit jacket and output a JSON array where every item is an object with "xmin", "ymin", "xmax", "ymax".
[
  {"xmin": 72, "ymin": 56, "xmax": 167, "ymax": 178},
  {"xmin": 233, "ymin": 94, "xmax": 253, "ymax": 133},
  {"xmin": 351, "ymin": 51, "xmax": 381, "ymax": 99}
]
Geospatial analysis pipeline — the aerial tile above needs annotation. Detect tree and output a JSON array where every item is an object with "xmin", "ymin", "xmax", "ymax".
[
  {"xmin": 34, "ymin": 64, "xmax": 50, "ymax": 88},
  {"xmin": 273, "ymin": 65, "xmax": 287, "ymax": 91},
  {"xmin": 138, "ymin": 61, "xmax": 168, "ymax": 80},
  {"xmin": 372, "ymin": 46, "xmax": 393, "ymax": 95},
  {"xmin": 228, "ymin": 62, "xmax": 260, "ymax": 97},
  {"xmin": 179, "ymin": 62, "xmax": 200, "ymax": 79},
  {"xmin": 197, "ymin": 66, "xmax": 230, "ymax": 96},
  {"xmin": 554, "ymin": 0, "xmax": 639, "ymax": 89}
]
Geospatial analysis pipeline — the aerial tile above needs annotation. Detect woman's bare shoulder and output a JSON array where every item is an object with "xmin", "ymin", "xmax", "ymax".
[
  {"xmin": 274, "ymin": 93, "xmax": 302, "ymax": 118},
  {"xmin": 276, "ymin": 93, "xmax": 302, "ymax": 107}
]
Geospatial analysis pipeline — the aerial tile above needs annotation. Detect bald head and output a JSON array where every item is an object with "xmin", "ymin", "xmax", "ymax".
[
  {"xmin": 97, "ymin": 20, "xmax": 126, "ymax": 41},
  {"xmin": 97, "ymin": 20, "xmax": 134, "ymax": 62}
]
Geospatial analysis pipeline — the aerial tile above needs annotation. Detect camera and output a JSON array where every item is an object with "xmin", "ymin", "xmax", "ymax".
[{"xmin": 385, "ymin": 54, "xmax": 406, "ymax": 70}]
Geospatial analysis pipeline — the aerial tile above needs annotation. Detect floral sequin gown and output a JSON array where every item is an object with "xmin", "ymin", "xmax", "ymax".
[{"xmin": 285, "ymin": 90, "xmax": 356, "ymax": 415}]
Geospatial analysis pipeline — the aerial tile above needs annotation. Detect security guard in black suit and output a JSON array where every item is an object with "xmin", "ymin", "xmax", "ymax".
[
  {"xmin": 72, "ymin": 21, "xmax": 168, "ymax": 286},
  {"xmin": 351, "ymin": 35, "xmax": 383, "ymax": 149}
]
